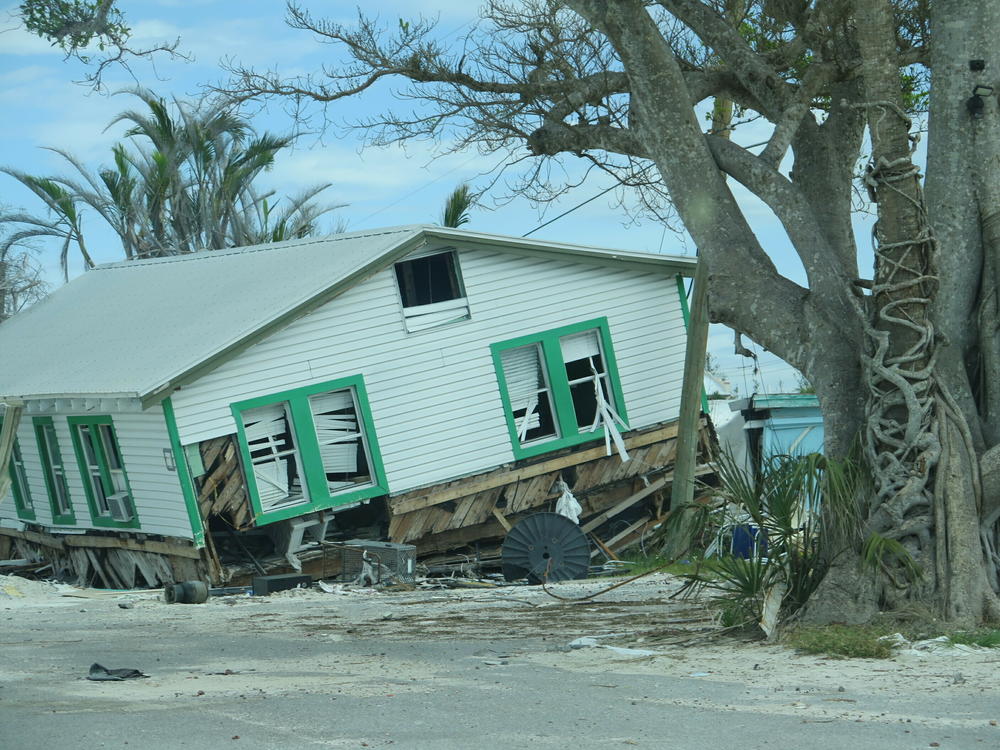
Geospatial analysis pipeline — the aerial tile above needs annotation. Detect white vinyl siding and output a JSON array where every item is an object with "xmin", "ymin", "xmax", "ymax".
[
  {"xmin": 0, "ymin": 406, "xmax": 193, "ymax": 539},
  {"xmin": 170, "ymin": 247, "xmax": 687, "ymax": 495}
]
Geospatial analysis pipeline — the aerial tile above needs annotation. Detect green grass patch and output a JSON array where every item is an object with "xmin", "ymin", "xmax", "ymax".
[
  {"xmin": 785, "ymin": 625, "xmax": 896, "ymax": 659},
  {"xmin": 617, "ymin": 555, "xmax": 724, "ymax": 577},
  {"xmin": 947, "ymin": 628, "xmax": 1000, "ymax": 648},
  {"xmin": 787, "ymin": 622, "xmax": 1000, "ymax": 659}
]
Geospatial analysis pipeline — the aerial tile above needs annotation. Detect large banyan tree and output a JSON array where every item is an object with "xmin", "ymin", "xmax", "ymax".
[{"xmin": 34, "ymin": 0, "xmax": 1000, "ymax": 623}]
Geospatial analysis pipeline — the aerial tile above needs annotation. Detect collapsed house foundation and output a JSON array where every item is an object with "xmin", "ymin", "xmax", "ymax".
[{"xmin": 1, "ymin": 417, "xmax": 715, "ymax": 588}]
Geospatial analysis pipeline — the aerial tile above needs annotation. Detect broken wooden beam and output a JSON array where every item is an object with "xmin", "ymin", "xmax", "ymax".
[{"xmin": 390, "ymin": 421, "xmax": 685, "ymax": 515}]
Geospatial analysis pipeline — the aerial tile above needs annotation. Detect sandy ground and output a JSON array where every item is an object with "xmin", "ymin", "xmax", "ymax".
[{"xmin": 2, "ymin": 572, "xmax": 999, "ymax": 748}]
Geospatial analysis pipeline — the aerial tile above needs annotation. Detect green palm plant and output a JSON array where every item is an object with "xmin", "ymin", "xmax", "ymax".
[
  {"xmin": 441, "ymin": 183, "xmax": 474, "ymax": 228},
  {"xmin": 667, "ymin": 448, "xmax": 873, "ymax": 634},
  {"xmin": 2, "ymin": 88, "xmax": 343, "ymax": 278}
]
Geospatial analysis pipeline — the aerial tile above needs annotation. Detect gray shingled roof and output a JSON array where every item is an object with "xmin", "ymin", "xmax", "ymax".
[{"xmin": 0, "ymin": 225, "xmax": 695, "ymax": 402}]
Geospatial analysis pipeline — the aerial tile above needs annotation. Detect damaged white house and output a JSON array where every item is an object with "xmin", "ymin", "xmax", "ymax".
[{"xmin": 0, "ymin": 225, "xmax": 710, "ymax": 586}]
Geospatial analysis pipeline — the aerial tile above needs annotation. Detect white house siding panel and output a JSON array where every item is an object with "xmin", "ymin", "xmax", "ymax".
[
  {"xmin": 170, "ymin": 248, "xmax": 688, "ymax": 495},
  {"xmin": 0, "ymin": 407, "xmax": 192, "ymax": 539},
  {"xmin": 111, "ymin": 410, "xmax": 193, "ymax": 539},
  {"xmin": 0, "ymin": 418, "xmax": 60, "ymax": 528}
]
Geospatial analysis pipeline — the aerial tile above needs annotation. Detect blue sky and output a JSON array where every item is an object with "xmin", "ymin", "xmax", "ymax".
[{"xmin": 0, "ymin": 0, "xmax": 865, "ymax": 396}]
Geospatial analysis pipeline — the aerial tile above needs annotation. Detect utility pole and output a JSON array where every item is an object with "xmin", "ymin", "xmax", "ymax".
[{"xmin": 670, "ymin": 259, "xmax": 709, "ymax": 509}]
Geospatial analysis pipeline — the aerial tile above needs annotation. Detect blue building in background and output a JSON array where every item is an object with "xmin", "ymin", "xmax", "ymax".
[{"xmin": 715, "ymin": 393, "xmax": 824, "ymax": 477}]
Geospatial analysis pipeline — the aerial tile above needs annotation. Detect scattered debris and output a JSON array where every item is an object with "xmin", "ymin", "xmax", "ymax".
[
  {"xmin": 87, "ymin": 663, "xmax": 148, "ymax": 681},
  {"xmin": 250, "ymin": 574, "xmax": 311, "ymax": 597},
  {"xmin": 566, "ymin": 635, "xmax": 656, "ymax": 657},
  {"xmin": 164, "ymin": 580, "xmax": 209, "ymax": 604}
]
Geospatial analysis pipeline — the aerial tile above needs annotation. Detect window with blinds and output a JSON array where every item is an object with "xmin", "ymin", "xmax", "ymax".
[
  {"xmin": 68, "ymin": 416, "xmax": 137, "ymax": 526},
  {"xmin": 241, "ymin": 402, "xmax": 307, "ymax": 512},
  {"xmin": 559, "ymin": 329, "xmax": 613, "ymax": 430},
  {"xmin": 491, "ymin": 319, "xmax": 629, "ymax": 460},
  {"xmin": 499, "ymin": 343, "xmax": 558, "ymax": 445},
  {"xmin": 232, "ymin": 376, "xmax": 386, "ymax": 522},
  {"xmin": 308, "ymin": 389, "xmax": 372, "ymax": 493}
]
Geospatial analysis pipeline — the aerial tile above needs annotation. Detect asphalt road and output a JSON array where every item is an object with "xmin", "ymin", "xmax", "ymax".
[{"xmin": 2, "ymin": 585, "xmax": 997, "ymax": 750}]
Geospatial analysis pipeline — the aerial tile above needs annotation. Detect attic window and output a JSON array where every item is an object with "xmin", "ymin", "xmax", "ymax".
[{"xmin": 394, "ymin": 250, "xmax": 470, "ymax": 332}]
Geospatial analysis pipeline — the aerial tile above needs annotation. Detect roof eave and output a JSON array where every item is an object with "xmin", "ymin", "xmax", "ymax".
[{"xmin": 422, "ymin": 226, "xmax": 699, "ymax": 276}]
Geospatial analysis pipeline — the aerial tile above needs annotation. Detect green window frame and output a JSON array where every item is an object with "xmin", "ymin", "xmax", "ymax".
[
  {"xmin": 33, "ymin": 417, "xmax": 75, "ymax": 525},
  {"xmin": 67, "ymin": 416, "xmax": 139, "ymax": 529},
  {"xmin": 491, "ymin": 317, "xmax": 629, "ymax": 460},
  {"xmin": 231, "ymin": 375, "xmax": 388, "ymax": 525},
  {"xmin": 1, "ymin": 414, "xmax": 35, "ymax": 522}
]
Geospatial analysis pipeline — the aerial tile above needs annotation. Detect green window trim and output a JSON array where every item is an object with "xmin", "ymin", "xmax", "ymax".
[
  {"xmin": 675, "ymin": 274, "xmax": 710, "ymax": 414},
  {"xmin": 67, "ymin": 415, "xmax": 140, "ymax": 529},
  {"xmin": 230, "ymin": 374, "xmax": 389, "ymax": 525},
  {"xmin": 162, "ymin": 397, "xmax": 205, "ymax": 548},
  {"xmin": 0, "ymin": 414, "xmax": 34, "ymax": 521},
  {"xmin": 491, "ymin": 317, "xmax": 629, "ymax": 460},
  {"xmin": 6, "ymin": 439, "xmax": 35, "ymax": 521},
  {"xmin": 33, "ymin": 417, "xmax": 75, "ymax": 525}
]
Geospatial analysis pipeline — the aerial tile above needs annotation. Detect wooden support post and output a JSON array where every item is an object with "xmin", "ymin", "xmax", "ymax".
[
  {"xmin": 671, "ymin": 261, "xmax": 709, "ymax": 510},
  {"xmin": 491, "ymin": 507, "xmax": 512, "ymax": 532}
]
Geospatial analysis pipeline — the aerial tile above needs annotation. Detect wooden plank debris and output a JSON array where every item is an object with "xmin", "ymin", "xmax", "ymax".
[{"xmin": 387, "ymin": 417, "xmax": 716, "ymax": 564}]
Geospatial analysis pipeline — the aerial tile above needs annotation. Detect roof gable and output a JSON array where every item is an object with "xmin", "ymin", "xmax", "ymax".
[{"xmin": 0, "ymin": 225, "xmax": 695, "ymax": 402}]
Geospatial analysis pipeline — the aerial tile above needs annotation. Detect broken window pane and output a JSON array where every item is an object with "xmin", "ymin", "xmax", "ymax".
[
  {"xmin": 309, "ymin": 389, "xmax": 373, "ymax": 494},
  {"xmin": 241, "ymin": 402, "xmax": 307, "ymax": 511},
  {"xmin": 561, "ymin": 330, "xmax": 613, "ymax": 430},
  {"xmin": 395, "ymin": 252, "xmax": 462, "ymax": 307},
  {"xmin": 98, "ymin": 423, "xmax": 128, "ymax": 496},
  {"xmin": 394, "ymin": 251, "xmax": 470, "ymax": 332},
  {"xmin": 500, "ymin": 344, "xmax": 558, "ymax": 444}
]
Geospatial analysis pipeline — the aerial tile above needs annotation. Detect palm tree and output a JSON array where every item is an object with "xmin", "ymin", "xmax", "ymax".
[
  {"xmin": 441, "ymin": 184, "xmax": 474, "ymax": 228},
  {"xmin": 2, "ymin": 89, "xmax": 343, "ymax": 278}
]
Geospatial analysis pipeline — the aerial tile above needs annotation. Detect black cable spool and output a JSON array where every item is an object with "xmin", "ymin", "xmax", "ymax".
[{"xmin": 501, "ymin": 512, "xmax": 590, "ymax": 583}]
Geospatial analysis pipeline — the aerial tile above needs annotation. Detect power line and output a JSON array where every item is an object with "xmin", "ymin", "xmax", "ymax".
[{"xmin": 521, "ymin": 183, "xmax": 619, "ymax": 237}]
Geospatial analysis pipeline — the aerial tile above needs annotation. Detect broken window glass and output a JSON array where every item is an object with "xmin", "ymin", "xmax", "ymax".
[
  {"xmin": 98, "ymin": 424, "xmax": 128, "ymax": 497},
  {"xmin": 560, "ymin": 330, "xmax": 612, "ymax": 430},
  {"xmin": 493, "ymin": 322, "xmax": 630, "ymax": 460},
  {"xmin": 394, "ymin": 250, "xmax": 470, "ymax": 332},
  {"xmin": 560, "ymin": 329, "xmax": 630, "ymax": 460},
  {"xmin": 241, "ymin": 402, "xmax": 307, "ymax": 511},
  {"xmin": 308, "ymin": 389, "xmax": 372, "ymax": 494},
  {"xmin": 500, "ymin": 344, "xmax": 559, "ymax": 445}
]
